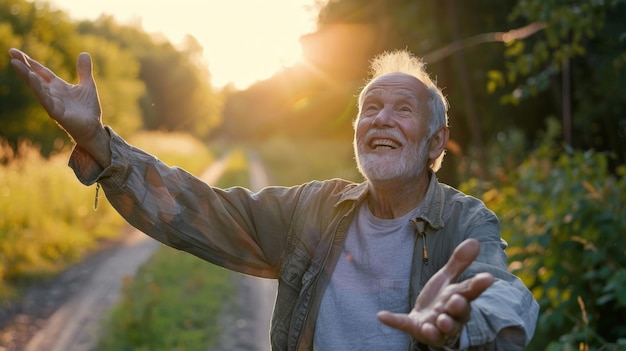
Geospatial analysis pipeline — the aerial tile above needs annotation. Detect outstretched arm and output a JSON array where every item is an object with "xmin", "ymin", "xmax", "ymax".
[
  {"xmin": 9, "ymin": 48, "xmax": 111, "ymax": 168},
  {"xmin": 377, "ymin": 238, "xmax": 494, "ymax": 348}
]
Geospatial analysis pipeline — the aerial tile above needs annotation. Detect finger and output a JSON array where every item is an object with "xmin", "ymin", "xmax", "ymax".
[
  {"xmin": 10, "ymin": 49, "xmax": 34, "ymax": 80},
  {"xmin": 76, "ymin": 52, "xmax": 94, "ymax": 86},
  {"xmin": 377, "ymin": 311, "xmax": 413, "ymax": 332},
  {"xmin": 454, "ymin": 272, "xmax": 494, "ymax": 301},
  {"xmin": 441, "ymin": 238, "xmax": 480, "ymax": 282},
  {"xmin": 377, "ymin": 311, "xmax": 441, "ymax": 342},
  {"xmin": 9, "ymin": 49, "xmax": 57, "ymax": 83},
  {"xmin": 435, "ymin": 312, "xmax": 463, "ymax": 337},
  {"xmin": 8, "ymin": 48, "xmax": 27, "ymax": 62},
  {"xmin": 443, "ymin": 293, "xmax": 471, "ymax": 322},
  {"xmin": 10, "ymin": 58, "xmax": 31, "ymax": 81}
]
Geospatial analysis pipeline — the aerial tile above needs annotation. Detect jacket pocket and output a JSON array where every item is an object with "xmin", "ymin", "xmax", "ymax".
[{"xmin": 271, "ymin": 247, "xmax": 312, "ymax": 349}]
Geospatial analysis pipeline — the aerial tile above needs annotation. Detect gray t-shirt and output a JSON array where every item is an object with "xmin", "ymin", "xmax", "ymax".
[{"xmin": 314, "ymin": 202, "xmax": 420, "ymax": 350}]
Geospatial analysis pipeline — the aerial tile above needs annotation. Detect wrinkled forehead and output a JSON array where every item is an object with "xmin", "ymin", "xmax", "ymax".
[{"xmin": 361, "ymin": 72, "xmax": 430, "ymax": 105}]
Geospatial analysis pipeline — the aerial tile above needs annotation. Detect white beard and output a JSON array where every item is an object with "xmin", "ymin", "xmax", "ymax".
[{"xmin": 355, "ymin": 131, "xmax": 428, "ymax": 181}]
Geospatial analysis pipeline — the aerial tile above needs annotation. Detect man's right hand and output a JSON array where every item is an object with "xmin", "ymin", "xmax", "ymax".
[{"xmin": 9, "ymin": 49, "xmax": 111, "ymax": 167}]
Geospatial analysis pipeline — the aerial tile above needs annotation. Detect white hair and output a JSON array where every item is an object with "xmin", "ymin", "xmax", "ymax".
[{"xmin": 356, "ymin": 50, "xmax": 449, "ymax": 172}]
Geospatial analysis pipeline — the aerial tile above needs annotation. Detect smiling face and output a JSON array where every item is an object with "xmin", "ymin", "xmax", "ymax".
[{"xmin": 354, "ymin": 72, "xmax": 433, "ymax": 182}]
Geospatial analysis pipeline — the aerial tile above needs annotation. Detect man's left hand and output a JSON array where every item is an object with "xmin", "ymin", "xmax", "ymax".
[{"xmin": 377, "ymin": 238, "xmax": 494, "ymax": 348}]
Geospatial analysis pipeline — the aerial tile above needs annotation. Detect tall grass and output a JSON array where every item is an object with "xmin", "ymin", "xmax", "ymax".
[
  {"xmin": 0, "ymin": 131, "xmax": 213, "ymax": 300},
  {"xmin": 0, "ymin": 139, "xmax": 124, "ymax": 299}
]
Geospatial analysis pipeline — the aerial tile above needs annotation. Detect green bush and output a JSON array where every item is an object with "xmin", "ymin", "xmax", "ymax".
[{"xmin": 461, "ymin": 120, "xmax": 626, "ymax": 350}]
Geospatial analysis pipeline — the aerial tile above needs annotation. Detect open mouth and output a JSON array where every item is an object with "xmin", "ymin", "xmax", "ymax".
[{"xmin": 369, "ymin": 138, "xmax": 400, "ymax": 150}]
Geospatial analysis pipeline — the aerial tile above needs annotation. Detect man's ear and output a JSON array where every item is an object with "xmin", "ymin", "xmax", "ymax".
[{"xmin": 428, "ymin": 126, "xmax": 449, "ymax": 160}]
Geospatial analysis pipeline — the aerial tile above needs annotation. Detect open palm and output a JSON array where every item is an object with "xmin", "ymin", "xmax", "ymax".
[
  {"xmin": 9, "ymin": 49, "xmax": 102, "ymax": 146},
  {"xmin": 377, "ymin": 239, "xmax": 494, "ymax": 348}
]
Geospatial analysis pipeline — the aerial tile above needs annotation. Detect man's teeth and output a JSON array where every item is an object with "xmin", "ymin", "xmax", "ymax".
[{"xmin": 371, "ymin": 139, "xmax": 399, "ymax": 149}]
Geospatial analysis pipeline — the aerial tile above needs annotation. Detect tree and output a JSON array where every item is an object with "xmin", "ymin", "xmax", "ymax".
[
  {"xmin": 77, "ymin": 16, "xmax": 222, "ymax": 139},
  {"xmin": 490, "ymin": 0, "xmax": 626, "ymax": 169},
  {"xmin": 0, "ymin": 0, "xmax": 144, "ymax": 153}
]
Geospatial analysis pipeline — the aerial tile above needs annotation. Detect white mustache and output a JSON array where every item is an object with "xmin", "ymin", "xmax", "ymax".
[{"xmin": 363, "ymin": 129, "xmax": 405, "ymax": 144}]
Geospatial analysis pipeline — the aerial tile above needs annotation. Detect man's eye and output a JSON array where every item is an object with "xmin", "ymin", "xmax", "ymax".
[
  {"xmin": 365, "ymin": 104, "xmax": 380, "ymax": 111},
  {"xmin": 399, "ymin": 106, "xmax": 413, "ymax": 112}
]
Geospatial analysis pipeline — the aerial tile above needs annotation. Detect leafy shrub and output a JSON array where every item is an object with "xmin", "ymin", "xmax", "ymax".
[{"xmin": 461, "ymin": 120, "xmax": 626, "ymax": 350}]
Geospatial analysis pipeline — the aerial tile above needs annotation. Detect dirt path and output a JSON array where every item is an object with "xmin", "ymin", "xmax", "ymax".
[{"xmin": 23, "ymin": 229, "xmax": 160, "ymax": 351}]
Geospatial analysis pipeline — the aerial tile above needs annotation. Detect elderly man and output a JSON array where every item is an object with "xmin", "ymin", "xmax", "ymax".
[{"xmin": 9, "ymin": 48, "xmax": 538, "ymax": 350}]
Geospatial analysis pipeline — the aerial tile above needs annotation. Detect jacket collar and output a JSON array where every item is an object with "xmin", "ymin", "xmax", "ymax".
[{"xmin": 335, "ymin": 172, "xmax": 445, "ymax": 230}]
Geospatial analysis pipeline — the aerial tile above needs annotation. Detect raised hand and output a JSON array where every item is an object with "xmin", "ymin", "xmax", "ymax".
[
  {"xmin": 9, "ymin": 49, "xmax": 110, "ymax": 167},
  {"xmin": 377, "ymin": 239, "xmax": 494, "ymax": 348}
]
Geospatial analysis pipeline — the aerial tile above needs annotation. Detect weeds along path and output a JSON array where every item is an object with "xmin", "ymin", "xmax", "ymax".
[{"xmin": 22, "ymin": 156, "xmax": 230, "ymax": 351}]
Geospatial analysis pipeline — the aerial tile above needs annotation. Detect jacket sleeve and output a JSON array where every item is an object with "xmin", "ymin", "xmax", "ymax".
[
  {"xmin": 460, "ymin": 206, "xmax": 539, "ymax": 350},
  {"xmin": 68, "ymin": 127, "xmax": 300, "ymax": 279}
]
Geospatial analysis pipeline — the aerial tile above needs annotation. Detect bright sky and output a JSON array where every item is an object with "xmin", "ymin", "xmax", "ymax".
[{"xmin": 49, "ymin": 0, "xmax": 322, "ymax": 89}]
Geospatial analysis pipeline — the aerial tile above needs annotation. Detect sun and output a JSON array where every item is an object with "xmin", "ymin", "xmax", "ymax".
[
  {"xmin": 186, "ymin": 0, "xmax": 319, "ymax": 89},
  {"xmin": 49, "ymin": 0, "xmax": 321, "ymax": 89}
]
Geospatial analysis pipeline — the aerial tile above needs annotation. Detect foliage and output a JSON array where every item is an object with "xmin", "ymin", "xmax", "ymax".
[
  {"xmin": 0, "ymin": 0, "xmax": 223, "ymax": 155},
  {"xmin": 460, "ymin": 119, "xmax": 626, "ymax": 350},
  {"xmin": 499, "ymin": 0, "xmax": 624, "ymax": 101},
  {"xmin": 490, "ymin": 0, "xmax": 626, "ymax": 165},
  {"xmin": 77, "ymin": 16, "xmax": 223, "ymax": 139},
  {"xmin": 0, "ymin": 0, "xmax": 145, "ymax": 153},
  {"xmin": 0, "ymin": 139, "xmax": 124, "ymax": 299}
]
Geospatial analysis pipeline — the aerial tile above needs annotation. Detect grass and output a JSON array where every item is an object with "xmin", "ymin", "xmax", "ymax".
[
  {"xmin": 0, "ymin": 139, "xmax": 125, "ymax": 299},
  {"xmin": 96, "ymin": 249, "xmax": 235, "ymax": 351},
  {"xmin": 0, "ymin": 131, "xmax": 213, "ymax": 301},
  {"xmin": 127, "ymin": 131, "xmax": 214, "ymax": 174},
  {"xmin": 252, "ymin": 135, "xmax": 362, "ymax": 185}
]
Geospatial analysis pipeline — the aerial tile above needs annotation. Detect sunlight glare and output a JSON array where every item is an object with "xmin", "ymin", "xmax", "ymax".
[{"xmin": 49, "ymin": 0, "xmax": 321, "ymax": 89}]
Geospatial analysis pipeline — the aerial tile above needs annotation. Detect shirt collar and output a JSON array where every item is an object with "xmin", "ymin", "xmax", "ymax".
[{"xmin": 335, "ymin": 172, "xmax": 445, "ymax": 230}]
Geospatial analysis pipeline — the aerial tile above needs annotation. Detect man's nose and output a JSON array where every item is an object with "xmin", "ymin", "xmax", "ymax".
[{"xmin": 372, "ymin": 105, "xmax": 395, "ymax": 127}]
